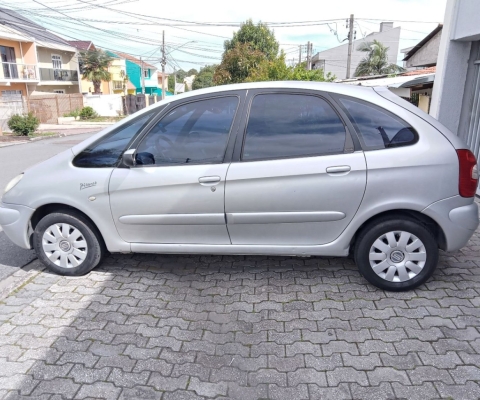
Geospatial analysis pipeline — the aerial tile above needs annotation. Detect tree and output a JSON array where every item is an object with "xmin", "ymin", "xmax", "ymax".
[
  {"xmin": 224, "ymin": 19, "xmax": 279, "ymax": 61},
  {"xmin": 214, "ymin": 42, "xmax": 265, "ymax": 85},
  {"xmin": 245, "ymin": 54, "xmax": 336, "ymax": 83},
  {"xmin": 187, "ymin": 68, "xmax": 198, "ymax": 76},
  {"xmin": 192, "ymin": 65, "xmax": 216, "ymax": 90},
  {"xmin": 354, "ymin": 40, "xmax": 405, "ymax": 77},
  {"xmin": 79, "ymin": 50, "xmax": 113, "ymax": 94}
]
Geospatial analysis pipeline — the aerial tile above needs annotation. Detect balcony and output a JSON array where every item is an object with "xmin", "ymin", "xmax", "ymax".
[
  {"xmin": 39, "ymin": 68, "xmax": 78, "ymax": 82},
  {"xmin": 0, "ymin": 63, "xmax": 38, "ymax": 81}
]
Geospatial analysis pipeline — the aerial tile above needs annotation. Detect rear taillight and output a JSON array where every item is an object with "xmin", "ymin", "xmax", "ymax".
[{"xmin": 457, "ymin": 149, "xmax": 478, "ymax": 197}]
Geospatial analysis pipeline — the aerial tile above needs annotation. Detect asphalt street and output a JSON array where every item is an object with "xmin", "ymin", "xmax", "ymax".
[{"xmin": 0, "ymin": 132, "xmax": 97, "ymax": 280}]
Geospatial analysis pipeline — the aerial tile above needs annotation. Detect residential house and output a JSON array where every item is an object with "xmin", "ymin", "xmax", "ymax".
[
  {"xmin": 111, "ymin": 51, "xmax": 163, "ymax": 95},
  {"xmin": 311, "ymin": 22, "xmax": 401, "ymax": 80},
  {"xmin": 401, "ymin": 25, "xmax": 443, "ymax": 71},
  {"xmin": 157, "ymin": 71, "xmax": 170, "ymax": 96},
  {"xmin": 339, "ymin": 68, "xmax": 436, "ymax": 112},
  {"xmin": 429, "ymin": 0, "xmax": 480, "ymax": 194},
  {"xmin": 0, "ymin": 18, "xmax": 38, "ymax": 97},
  {"xmin": 66, "ymin": 40, "xmax": 106, "ymax": 94},
  {"xmin": 67, "ymin": 43, "xmax": 132, "ymax": 95},
  {"xmin": 0, "ymin": 8, "xmax": 81, "ymax": 95}
]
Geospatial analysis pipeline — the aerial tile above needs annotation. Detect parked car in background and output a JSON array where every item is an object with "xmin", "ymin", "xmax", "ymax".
[{"xmin": 0, "ymin": 82, "xmax": 478, "ymax": 291}]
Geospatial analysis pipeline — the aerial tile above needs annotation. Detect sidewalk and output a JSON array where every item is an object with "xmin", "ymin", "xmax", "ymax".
[{"xmin": 0, "ymin": 122, "xmax": 113, "ymax": 148}]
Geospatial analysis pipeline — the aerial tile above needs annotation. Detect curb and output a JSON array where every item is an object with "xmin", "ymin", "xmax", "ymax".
[{"xmin": 0, "ymin": 129, "xmax": 100, "ymax": 148}]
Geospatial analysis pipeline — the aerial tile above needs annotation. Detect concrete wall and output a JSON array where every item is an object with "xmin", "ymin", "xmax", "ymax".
[
  {"xmin": 430, "ymin": 0, "xmax": 479, "ymax": 134},
  {"xmin": 312, "ymin": 26, "xmax": 401, "ymax": 79},
  {"xmin": 406, "ymin": 30, "xmax": 442, "ymax": 68},
  {"xmin": 83, "ymin": 93, "xmax": 123, "ymax": 117}
]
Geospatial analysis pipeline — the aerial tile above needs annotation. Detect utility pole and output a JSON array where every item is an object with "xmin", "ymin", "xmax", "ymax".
[
  {"xmin": 140, "ymin": 57, "xmax": 145, "ymax": 94},
  {"xmin": 306, "ymin": 41, "xmax": 311, "ymax": 70},
  {"xmin": 161, "ymin": 30, "xmax": 166, "ymax": 100},
  {"xmin": 173, "ymin": 67, "xmax": 177, "ymax": 95},
  {"xmin": 298, "ymin": 45, "xmax": 302, "ymax": 66},
  {"xmin": 346, "ymin": 14, "xmax": 354, "ymax": 79}
]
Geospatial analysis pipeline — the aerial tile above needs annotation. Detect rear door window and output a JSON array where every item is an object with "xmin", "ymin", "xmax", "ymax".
[
  {"xmin": 337, "ymin": 96, "xmax": 418, "ymax": 150},
  {"xmin": 242, "ymin": 93, "xmax": 346, "ymax": 161}
]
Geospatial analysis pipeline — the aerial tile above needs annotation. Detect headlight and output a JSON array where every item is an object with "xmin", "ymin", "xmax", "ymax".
[{"xmin": 4, "ymin": 173, "xmax": 24, "ymax": 194}]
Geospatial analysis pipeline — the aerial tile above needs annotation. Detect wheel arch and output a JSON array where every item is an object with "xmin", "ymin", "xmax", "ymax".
[
  {"xmin": 29, "ymin": 203, "xmax": 107, "ymax": 249},
  {"xmin": 350, "ymin": 209, "xmax": 447, "ymax": 253}
]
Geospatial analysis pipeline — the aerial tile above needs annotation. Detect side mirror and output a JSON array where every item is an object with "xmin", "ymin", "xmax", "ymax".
[{"xmin": 122, "ymin": 149, "xmax": 136, "ymax": 167}]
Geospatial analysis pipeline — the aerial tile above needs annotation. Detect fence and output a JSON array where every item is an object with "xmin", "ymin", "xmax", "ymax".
[
  {"xmin": 27, "ymin": 93, "xmax": 84, "ymax": 124},
  {"xmin": 0, "ymin": 95, "xmax": 27, "ymax": 133},
  {"xmin": 123, "ymin": 94, "xmax": 162, "ymax": 116}
]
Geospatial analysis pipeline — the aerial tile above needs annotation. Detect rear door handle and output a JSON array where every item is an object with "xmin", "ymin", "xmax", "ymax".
[
  {"xmin": 326, "ymin": 165, "xmax": 351, "ymax": 174},
  {"xmin": 199, "ymin": 176, "xmax": 221, "ymax": 185}
]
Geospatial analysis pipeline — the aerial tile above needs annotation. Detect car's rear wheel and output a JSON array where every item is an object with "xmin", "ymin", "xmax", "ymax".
[
  {"xmin": 33, "ymin": 211, "xmax": 105, "ymax": 276},
  {"xmin": 354, "ymin": 217, "xmax": 439, "ymax": 291}
]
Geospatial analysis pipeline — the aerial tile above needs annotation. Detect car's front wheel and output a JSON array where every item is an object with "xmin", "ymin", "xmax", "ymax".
[
  {"xmin": 33, "ymin": 210, "xmax": 105, "ymax": 276},
  {"xmin": 354, "ymin": 217, "xmax": 439, "ymax": 291}
]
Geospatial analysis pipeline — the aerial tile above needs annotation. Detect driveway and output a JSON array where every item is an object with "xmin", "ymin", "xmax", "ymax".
[
  {"xmin": 0, "ymin": 229, "xmax": 479, "ymax": 399},
  {"xmin": 1, "ymin": 132, "xmax": 480, "ymax": 399}
]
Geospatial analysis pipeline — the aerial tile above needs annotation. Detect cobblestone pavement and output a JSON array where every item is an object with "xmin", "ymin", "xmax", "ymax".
[{"xmin": 1, "ymin": 229, "xmax": 480, "ymax": 399}]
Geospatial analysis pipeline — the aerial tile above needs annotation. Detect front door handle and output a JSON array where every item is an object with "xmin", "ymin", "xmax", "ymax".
[
  {"xmin": 326, "ymin": 165, "xmax": 351, "ymax": 174},
  {"xmin": 199, "ymin": 176, "xmax": 221, "ymax": 186}
]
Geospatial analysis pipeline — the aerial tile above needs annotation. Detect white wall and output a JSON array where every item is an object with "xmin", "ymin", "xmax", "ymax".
[
  {"xmin": 83, "ymin": 94, "xmax": 123, "ymax": 117},
  {"xmin": 452, "ymin": 0, "xmax": 480, "ymax": 41},
  {"xmin": 430, "ymin": 0, "xmax": 479, "ymax": 133}
]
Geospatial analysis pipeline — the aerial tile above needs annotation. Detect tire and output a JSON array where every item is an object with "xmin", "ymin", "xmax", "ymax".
[
  {"xmin": 354, "ymin": 217, "xmax": 439, "ymax": 291},
  {"xmin": 33, "ymin": 210, "xmax": 105, "ymax": 276}
]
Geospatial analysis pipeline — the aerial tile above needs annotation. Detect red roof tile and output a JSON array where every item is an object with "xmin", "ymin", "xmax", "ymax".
[
  {"xmin": 401, "ymin": 66, "xmax": 436, "ymax": 76},
  {"xmin": 66, "ymin": 40, "xmax": 96, "ymax": 51},
  {"xmin": 112, "ymin": 51, "xmax": 157, "ymax": 70}
]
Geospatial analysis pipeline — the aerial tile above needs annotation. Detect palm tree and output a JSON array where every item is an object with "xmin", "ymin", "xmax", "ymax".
[
  {"xmin": 79, "ymin": 50, "xmax": 113, "ymax": 94},
  {"xmin": 354, "ymin": 40, "xmax": 404, "ymax": 77}
]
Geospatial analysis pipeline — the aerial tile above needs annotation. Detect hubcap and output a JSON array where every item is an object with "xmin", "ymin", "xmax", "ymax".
[
  {"xmin": 369, "ymin": 231, "xmax": 426, "ymax": 283},
  {"xmin": 42, "ymin": 223, "xmax": 88, "ymax": 269}
]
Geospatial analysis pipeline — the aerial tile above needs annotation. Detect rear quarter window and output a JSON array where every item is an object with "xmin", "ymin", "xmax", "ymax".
[{"xmin": 336, "ymin": 96, "xmax": 418, "ymax": 150}]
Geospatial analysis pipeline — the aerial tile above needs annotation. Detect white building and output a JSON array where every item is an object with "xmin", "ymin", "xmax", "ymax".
[
  {"xmin": 430, "ymin": 0, "xmax": 480, "ymax": 174},
  {"xmin": 311, "ymin": 22, "xmax": 401, "ymax": 80}
]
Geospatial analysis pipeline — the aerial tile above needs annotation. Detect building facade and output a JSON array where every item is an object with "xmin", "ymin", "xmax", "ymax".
[
  {"xmin": 430, "ymin": 0, "xmax": 480, "ymax": 159},
  {"xmin": 312, "ymin": 22, "xmax": 401, "ymax": 80},
  {"xmin": 0, "ymin": 24, "xmax": 38, "ymax": 97},
  {"xmin": 0, "ymin": 8, "xmax": 81, "ymax": 96},
  {"xmin": 112, "ymin": 51, "xmax": 161, "ymax": 95}
]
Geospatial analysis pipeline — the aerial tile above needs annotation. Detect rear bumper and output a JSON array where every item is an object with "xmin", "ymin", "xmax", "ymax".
[
  {"xmin": 0, "ymin": 201, "xmax": 34, "ymax": 249},
  {"xmin": 422, "ymin": 196, "xmax": 479, "ymax": 251}
]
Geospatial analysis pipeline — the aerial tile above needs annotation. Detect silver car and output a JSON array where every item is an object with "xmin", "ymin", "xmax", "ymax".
[{"xmin": 0, "ymin": 82, "xmax": 478, "ymax": 291}]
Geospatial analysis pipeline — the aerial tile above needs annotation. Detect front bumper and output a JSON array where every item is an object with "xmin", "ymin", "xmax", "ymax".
[
  {"xmin": 0, "ymin": 201, "xmax": 35, "ymax": 249},
  {"xmin": 422, "ymin": 196, "xmax": 479, "ymax": 251}
]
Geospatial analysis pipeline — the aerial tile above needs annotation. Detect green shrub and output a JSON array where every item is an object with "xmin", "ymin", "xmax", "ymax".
[
  {"xmin": 63, "ymin": 108, "xmax": 81, "ymax": 118},
  {"xmin": 7, "ymin": 113, "xmax": 40, "ymax": 136},
  {"xmin": 79, "ymin": 106, "xmax": 98, "ymax": 120}
]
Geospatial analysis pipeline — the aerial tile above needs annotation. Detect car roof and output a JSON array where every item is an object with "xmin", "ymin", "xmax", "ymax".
[{"xmin": 164, "ymin": 81, "xmax": 377, "ymax": 103}]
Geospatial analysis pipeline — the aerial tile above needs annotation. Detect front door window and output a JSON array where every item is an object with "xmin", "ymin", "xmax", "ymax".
[{"xmin": 135, "ymin": 96, "xmax": 239, "ymax": 166}]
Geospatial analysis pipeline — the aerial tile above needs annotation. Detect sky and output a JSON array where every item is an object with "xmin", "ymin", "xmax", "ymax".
[{"xmin": 2, "ymin": 0, "xmax": 448, "ymax": 73}]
